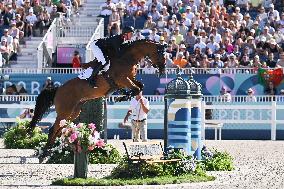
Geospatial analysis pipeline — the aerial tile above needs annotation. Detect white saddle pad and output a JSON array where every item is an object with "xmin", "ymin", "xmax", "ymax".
[{"xmin": 78, "ymin": 67, "xmax": 93, "ymax": 79}]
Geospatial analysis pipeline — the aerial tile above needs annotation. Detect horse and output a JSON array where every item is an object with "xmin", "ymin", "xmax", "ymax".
[{"xmin": 28, "ymin": 39, "xmax": 166, "ymax": 162}]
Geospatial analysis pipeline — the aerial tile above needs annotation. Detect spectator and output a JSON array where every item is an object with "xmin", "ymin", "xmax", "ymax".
[
  {"xmin": 143, "ymin": 15, "xmax": 156, "ymax": 30},
  {"xmin": 8, "ymin": 21, "xmax": 20, "ymax": 53},
  {"xmin": 178, "ymin": 43, "xmax": 189, "ymax": 60},
  {"xmin": 173, "ymin": 52, "xmax": 188, "ymax": 68},
  {"xmin": 99, "ymin": 0, "xmax": 115, "ymax": 18},
  {"xmin": 1, "ymin": 29, "xmax": 13, "ymax": 53},
  {"xmin": 20, "ymin": 108, "xmax": 34, "ymax": 119},
  {"xmin": 108, "ymin": 8, "xmax": 121, "ymax": 35},
  {"xmin": 246, "ymin": 88, "xmax": 257, "ymax": 102},
  {"xmin": 276, "ymin": 52, "xmax": 284, "ymax": 67},
  {"xmin": 132, "ymin": 29, "xmax": 145, "ymax": 40},
  {"xmin": 25, "ymin": 8, "xmax": 38, "ymax": 37},
  {"xmin": 264, "ymin": 81, "xmax": 277, "ymax": 95},
  {"xmin": 0, "ymin": 38, "xmax": 9, "ymax": 65},
  {"xmin": 148, "ymin": 27, "xmax": 159, "ymax": 42},
  {"xmin": 220, "ymin": 86, "xmax": 232, "ymax": 102},
  {"xmin": 72, "ymin": 50, "xmax": 81, "ymax": 68},
  {"xmin": 266, "ymin": 53, "xmax": 277, "ymax": 68}
]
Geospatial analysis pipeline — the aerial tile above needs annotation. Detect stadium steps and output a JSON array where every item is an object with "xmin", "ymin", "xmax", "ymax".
[{"xmin": 10, "ymin": 37, "xmax": 42, "ymax": 69}]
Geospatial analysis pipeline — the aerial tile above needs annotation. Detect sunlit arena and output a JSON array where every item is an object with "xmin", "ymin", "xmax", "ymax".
[{"xmin": 0, "ymin": 0, "xmax": 283, "ymax": 188}]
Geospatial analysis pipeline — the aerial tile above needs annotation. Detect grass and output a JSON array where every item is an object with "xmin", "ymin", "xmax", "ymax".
[{"xmin": 52, "ymin": 174, "xmax": 215, "ymax": 186}]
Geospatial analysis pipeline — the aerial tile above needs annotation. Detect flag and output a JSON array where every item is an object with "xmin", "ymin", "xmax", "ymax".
[{"xmin": 258, "ymin": 68, "xmax": 283, "ymax": 87}]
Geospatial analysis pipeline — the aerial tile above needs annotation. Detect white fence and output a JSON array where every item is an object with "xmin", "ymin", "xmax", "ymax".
[
  {"xmin": 0, "ymin": 67, "xmax": 277, "ymax": 75},
  {"xmin": 1, "ymin": 95, "xmax": 284, "ymax": 103}
]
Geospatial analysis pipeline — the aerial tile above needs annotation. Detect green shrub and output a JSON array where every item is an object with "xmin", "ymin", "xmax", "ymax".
[
  {"xmin": 111, "ymin": 149, "xmax": 200, "ymax": 179},
  {"xmin": 3, "ymin": 119, "xmax": 48, "ymax": 149},
  {"xmin": 46, "ymin": 140, "xmax": 121, "ymax": 164},
  {"xmin": 202, "ymin": 147, "xmax": 234, "ymax": 171}
]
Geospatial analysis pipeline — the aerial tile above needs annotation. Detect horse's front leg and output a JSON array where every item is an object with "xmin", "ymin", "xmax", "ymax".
[
  {"xmin": 116, "ymin": 77, "xmax": 140, "ymax": 102},
  {"xmin": 131, "ymin": 79, "xmax": 144, "ymax": 95}
]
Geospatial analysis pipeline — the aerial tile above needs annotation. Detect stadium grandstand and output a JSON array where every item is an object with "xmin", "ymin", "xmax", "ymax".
[{"xmin": 0, "ymin": 0, "xmax": 283, "ymax": 95}]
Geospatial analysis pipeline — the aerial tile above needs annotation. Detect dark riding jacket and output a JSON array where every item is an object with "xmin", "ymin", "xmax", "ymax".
[{"xmin": 95, "ymin": 34, "xmax": 125, "ymax": 63}]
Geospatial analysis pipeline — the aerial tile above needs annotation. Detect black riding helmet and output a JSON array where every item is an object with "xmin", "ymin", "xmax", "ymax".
[{"xmin": 122, "ymin": 26, "xmax": 135, "ymax": 33}]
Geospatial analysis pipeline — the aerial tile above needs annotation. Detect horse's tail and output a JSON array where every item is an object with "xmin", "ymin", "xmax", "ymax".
[{"xmin": 28, "ymin": 87, "xmax": 58, "ymax": 131}]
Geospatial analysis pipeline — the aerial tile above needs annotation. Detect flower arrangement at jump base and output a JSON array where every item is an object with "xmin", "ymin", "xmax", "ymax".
[{"xmin": 59, "ymin": 120, "xmax": 105, "ymax": 178}]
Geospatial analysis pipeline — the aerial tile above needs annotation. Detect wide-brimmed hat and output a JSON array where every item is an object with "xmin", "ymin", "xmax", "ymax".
[
  {"xmin": 247, "ymin": 88, "xmax": 254, "ymax": 93},
  {"xmin": 116, "ymin": 2, "xmax": 125, "ymax": 9},
  {"xmin": 180, "ymin": 44, "xmax": 186, "ymax": 49}
]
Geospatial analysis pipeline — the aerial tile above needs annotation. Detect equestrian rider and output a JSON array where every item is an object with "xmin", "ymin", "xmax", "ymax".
[{"xmin": 88, "ymin": 26, "xmax": 135, "ymax": 87}]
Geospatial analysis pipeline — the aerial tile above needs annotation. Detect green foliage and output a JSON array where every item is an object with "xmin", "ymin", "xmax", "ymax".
[
  {"xmin": 75, "ymin": 98, "xmax": 105, "ymax": 132},
  {"xmin": 111, "ymin": 152, "xmax": 199, "ymax": 179},
  {"xmin": 52, "ymin": 174, "xmax": 215, "ymax": 186},
  {"xmin": 46, "ymin": 142, "xmax": 121, "ymax": 164},
  {"xmin": 3, "ymin": 120, "xmax": 48, "ymax": 149},
  {"xmin": 89, "ymin": 144, "xmax": 121, "ymax": 164},
  {"xmin": 202, "ymin": 149, "xmax": 234, "ymax": 171}
]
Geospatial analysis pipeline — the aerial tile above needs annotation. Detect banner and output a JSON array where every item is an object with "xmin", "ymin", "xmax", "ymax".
[{"xmin": 57, "ymin": 45, "xmax": 86, "ymax": 64}]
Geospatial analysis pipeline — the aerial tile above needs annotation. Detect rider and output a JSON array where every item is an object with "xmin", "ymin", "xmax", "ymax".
[{"xmin": 88, "ymin": 26, "xmax": 135, "ymax": 87}]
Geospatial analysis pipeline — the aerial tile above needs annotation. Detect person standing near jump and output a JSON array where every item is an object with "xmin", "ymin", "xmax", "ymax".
[
  {"xmin": 123, "ymin": 90, "xmax": 150, "ymax": 142},
  {"xmin": 79, "ymin": 26, "xmax": 135, "ymax": 88}
]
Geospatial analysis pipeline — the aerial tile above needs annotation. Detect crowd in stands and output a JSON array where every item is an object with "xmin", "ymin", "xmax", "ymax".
[
  {"xmin": 0, "ymin": 0, "xmax": 81, "ymax": 66},
  {"xmin": 99, "ymin": 0, "xmax": 284, "ymax": 71}
]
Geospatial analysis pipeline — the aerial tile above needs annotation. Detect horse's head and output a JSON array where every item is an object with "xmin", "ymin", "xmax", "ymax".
[
  {"xmin": 144, "ymin": 41, "xmax": 166, "ymax": 76},
  {"xmin": 155, "ymin": 43, "xmax": 167, "ymax": 76}
]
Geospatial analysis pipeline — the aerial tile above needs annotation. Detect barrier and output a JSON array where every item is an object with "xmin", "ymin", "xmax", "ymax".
[
  {"xmin": 37, "ymin": 19, "xmax": 57, "ymax": 69},
  {"xmin": 85, "ymin": 18, "xmax": 104, "ymax": 63},
  {"xmin": 1, "ymin": 95, "xmax": 284, "ymax": 103},
  {"xmin": 0, "ymin": 67, "xmax": 280, "ymax": 74}
]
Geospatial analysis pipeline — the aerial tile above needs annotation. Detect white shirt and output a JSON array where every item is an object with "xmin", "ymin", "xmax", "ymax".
[
  {"xmin": 246, "ymin": 96, "xmax": 257, "ymax": 102},
  {"xmin": 26, "ymin": 14, "xmax": 38, "ymax": 25},
  {"xmin": 148, "ymin": 33, "xmax": 160, "ymax": 42},
  {"xmin": 129, "ymin": 96, "xmax": 149, "ymax": 120},
  {"xmin": 100, "ymin": 2, "xmax": 115, "ymax": 16}
]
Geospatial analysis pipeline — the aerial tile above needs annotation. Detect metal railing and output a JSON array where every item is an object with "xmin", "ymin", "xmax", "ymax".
[
  {"xmin": 85, "ymin": 18, "xmax": 104, "ymax": 63},
  {"xmin": 1, "ymin": 95, "xmax": 284, "ymax": 103},
  {"xmin": 0, "ymin": 67, "xmax": 272, "ymax": 74}
]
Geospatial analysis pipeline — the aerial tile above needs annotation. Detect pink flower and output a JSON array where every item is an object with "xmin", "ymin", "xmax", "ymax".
[
  {"xmin": 88, "ymin": 146, "xmax": 94, "ymax": 151},
  {"xmin": 59, "ymin": 119, "xmax": 67, "ymax": 127},
  {"xmin": 77, "ymin": 123, "xmax": 83, "ymax": 128},
  {"xmin": 88, "ymin": 123, "xmax": 96, "ymax": 130},
  {"xmin": 70, "ymin": 132, "xmax": 78, "ymax": 143},
  {"xmin": 96, "ymin": 140, "xmax": 105, "ymax": 148}
]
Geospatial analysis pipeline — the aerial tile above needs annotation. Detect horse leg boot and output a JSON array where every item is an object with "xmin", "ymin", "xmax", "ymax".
[{"xmin": 89, "ymin": 62, "xmax": 104, "ymax": 88}]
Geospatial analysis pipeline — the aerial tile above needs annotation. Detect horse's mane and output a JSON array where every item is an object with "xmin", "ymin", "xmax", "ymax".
[{"xmin": 120, "ymin": 39, "xmax": 161, "ymax": 51}]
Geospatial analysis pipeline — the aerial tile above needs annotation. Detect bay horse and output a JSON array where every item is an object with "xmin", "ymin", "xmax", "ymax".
[{"xmin": 28, "ymin": 39, "xmax": 166, "ymax": 162}]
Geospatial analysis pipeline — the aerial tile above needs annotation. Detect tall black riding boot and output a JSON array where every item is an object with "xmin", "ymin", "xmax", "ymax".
[{"xmin": 89, "ymin": 62, "xmax": 104, "ymax": 88}]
